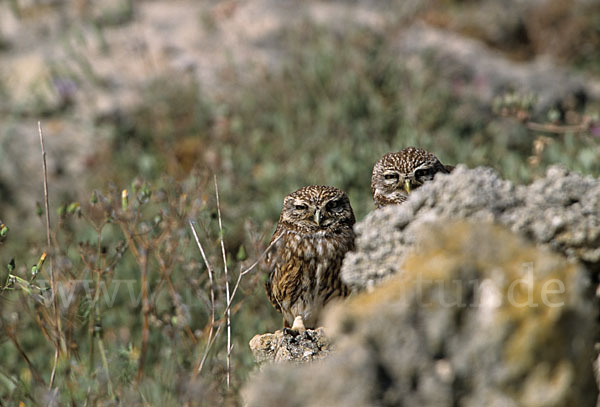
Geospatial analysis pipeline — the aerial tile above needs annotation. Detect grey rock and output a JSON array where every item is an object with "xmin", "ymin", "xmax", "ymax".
[{"xmin": 342, "ymin": 165, "xmax": 600, "ymax": 291}]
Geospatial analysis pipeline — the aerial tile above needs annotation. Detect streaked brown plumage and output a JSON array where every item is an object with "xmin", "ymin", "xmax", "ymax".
[
  {"xmin": 264, "ymin": 185, "xmax": 355, "ymax": 331},
  {"xmin": 371, "ymin": 147, "xmax": 453, "ymax": 208}
]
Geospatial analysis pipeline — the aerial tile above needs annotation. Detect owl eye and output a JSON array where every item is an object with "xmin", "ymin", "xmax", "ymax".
[
  {"xmin": 383, "ymin": 173, "xmax": 399, "ymax": 181},
  {"xmin": 414, "ymin": 168, "xmax": 433, "ymax": 179},
  {"xmin": 294, "ymin": 203, "xmax": 308, "ymax": 211},
  {"xmin": 326, "ymin": 199, "xmax": 342, "ymax": 211}
]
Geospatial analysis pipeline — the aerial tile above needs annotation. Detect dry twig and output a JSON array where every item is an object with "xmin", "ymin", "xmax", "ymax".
[
  {"xmin": 189, "ymin": 220, "xmax": 216, "ymax": 376},
  {"xmin": 38, "ymin": 122, "xmax": 66, "ymax": 389},
  {"xmin": 6, "ymin": 328, "xmax": 46, "ymax": 386},
  {"xmin": 190, "ymin": 220, "xmax": 281, "ymax": 377},
  {"xmin": 136, "ymin": 248, "xmax": 150, "ymax": 383},
  {"xmin": 213, "ymin": 175, "xmax": 232, "ymax": 389},
  {"xmin": 188, "ymin": 176, "xmax": 284, "ymax": 387},
  {"xmin": 525, "ymin": 121, "xmax": 591, "ymax": 134}
]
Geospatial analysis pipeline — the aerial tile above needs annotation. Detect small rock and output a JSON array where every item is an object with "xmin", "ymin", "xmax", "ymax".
[{"xmin": 249, "ymin": 328, "xmax": 331, "ymax": 364}]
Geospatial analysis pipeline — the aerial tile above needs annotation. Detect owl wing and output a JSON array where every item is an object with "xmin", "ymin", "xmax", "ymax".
[
  {"xmin": 264, "ymin": 227, "xmax": 304, "ymax": 314},
  {"xmin": 264, "ymin": 225, "xmax": 285, "ymax": 312},
  {"xmin": 264, "ymin": 268, "xmax": 281, "ymax": 313},
  {"xmin": 267, "ymin": 256, "xmax": 304, "ymax": 315}
]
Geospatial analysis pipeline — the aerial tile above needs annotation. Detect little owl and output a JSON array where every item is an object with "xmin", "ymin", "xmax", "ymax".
[
  {"xmin": 372, "ymin": 147, "xmax": 453, "ymax": 208},
  {"xmin": 264, "ymin": 185, "xmax": 355, "ymax": 332}
]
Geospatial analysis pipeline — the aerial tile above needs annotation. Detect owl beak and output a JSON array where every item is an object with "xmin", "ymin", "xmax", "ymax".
[
  {"xmin": 403, "ymin": 179, "xmax": 412, "ymax": 194},
  {"xmin": 314, "ymin": 209, "xmax": 321, "ymax": 226}
]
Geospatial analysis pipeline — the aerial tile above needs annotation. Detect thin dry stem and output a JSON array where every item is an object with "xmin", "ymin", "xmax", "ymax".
[
  {"xmin": 98, "ymin": 331, "xmax": 115, "ymax": 400},
  {"xmin": 224, "ymin": 234, "xmax": 281, "ymax": 317},
  {"xmin": 38, "ymin": 121, "xmax": 66, "ymax": 389},
  {"xmin": 190, "ymin": 224, "xmax": 281, "ymax": 376},
  {"xmin": 136, "ymin": 248, "xmax": 150, "ymax": 383},
  {"xmin": 38, "ymin": 122, "xmax": 52, "ymax": 249},
  {"xmin": 189, "ymin": 220, "xmax": 216, "ymax": 376},
  {"xmin": 84, "ymin": 224, "xmax": 116, "ymax": 400},
  {"xmin": 0, "ymin": 366, "xmax": 39, "ymax": 406},
  {"xmin": 146, "ymin": 221, "xmax": 198, "ymax": 343},
  {"xmin": 526, "ymin": 121, "xmax": 590, "ymax": 134},
  {"xmin": 88, "ymin": 225, "xmax": 103, "ymax": 372},
  {"xmin": 6, "ymin": 328, "xmax": 46, "ymax": 386},
  {"xmin": 116, "ymin": 211, "xmax": 151, "ymax": 384},
  {"xmin": 154, "ymin": 250, "xmax": 198, "ymax": 344},
  {"xmin": 188, "ymin": 178, "xmax": 282, "ymax": 384},
  {"xmin": 213, "ymin": 175, "xmax": 232, "ymax": 389}
]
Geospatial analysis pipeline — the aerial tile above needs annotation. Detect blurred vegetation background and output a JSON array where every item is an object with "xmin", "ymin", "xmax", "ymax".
[{"xmin": 0, "ymin": 0, "xmax": 599, "ymax": 405}]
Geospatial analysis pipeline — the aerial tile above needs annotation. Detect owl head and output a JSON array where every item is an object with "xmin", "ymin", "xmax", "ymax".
[
  {"xmin": 371, "ymin": 147, "xmax": 451, "ymax": 208},
  {"xmin": 279, "ymin": 185, "xmax": 355, "ymax": 233}
]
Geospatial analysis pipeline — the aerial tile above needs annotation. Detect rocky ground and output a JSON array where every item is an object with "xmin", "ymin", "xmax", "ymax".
[{"xmin": 245, "ymin": 167, "xmax": 600, "ymax": 407}]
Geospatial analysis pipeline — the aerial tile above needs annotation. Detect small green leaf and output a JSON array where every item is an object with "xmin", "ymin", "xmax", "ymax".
[
  {"xmin": 236, "ymin": 245, "xmax": 247, "ymax": 261},
  {"xmin": 36, "ymin": 202, "xmax": 43, "ymax": 217},
  {"xmin": 67, "ymin": 202, "xmax": 81, "ymax": 214},
  {"xmin": 121, "ymin": 189, "xmax": 129, "ymax": 210},
  {"xmin": 0, "ymin": 223, "xmax": 8, "ymax": 237},
  {"xmin": 547, "ymin": 108, "xmax": 560, "ymax": 123}
]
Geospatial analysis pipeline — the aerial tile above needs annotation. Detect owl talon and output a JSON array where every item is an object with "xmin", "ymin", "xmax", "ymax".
[
  {"xmin": 290, "ymin": 316, "xmax": 306, "ymax": 333},
  {"xmin": 283, "ymin": 327, "xmax": 300, "ymax": 337}
]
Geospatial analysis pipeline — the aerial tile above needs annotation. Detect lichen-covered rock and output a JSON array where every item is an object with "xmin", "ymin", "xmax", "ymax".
[
  {"xmin": 249, "ymin": 328, "xmax": 331, "ymax": 364},
  {"xmin": 342, "ymin": 165, "xmax": 600, "ymax": 291},
  {"xmin": 509, "ymin": 166, "xmax": 600, "ymax": 263},
  {"xmin": 243, "ymin": 222, "xmax": 598, "ymax": 407}
]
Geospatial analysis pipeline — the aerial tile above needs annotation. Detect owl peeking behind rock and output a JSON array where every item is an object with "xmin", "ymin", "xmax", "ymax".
[
  {"xmin": 371, "ymin": 147, "xmax": 454, "ymax": 208},
  {"xmin": 264, "ymin": 185, "xmax": 355, "ymax": 333}
]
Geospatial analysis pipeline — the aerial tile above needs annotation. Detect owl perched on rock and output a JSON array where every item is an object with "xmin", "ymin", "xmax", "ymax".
[
  {"xmin": 265, "ymin": 185, "xmax": 355, "ymax": 332},
  {"xmin": 371, "ymin": 147, "xmax": 453, "ymax": 208}
]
